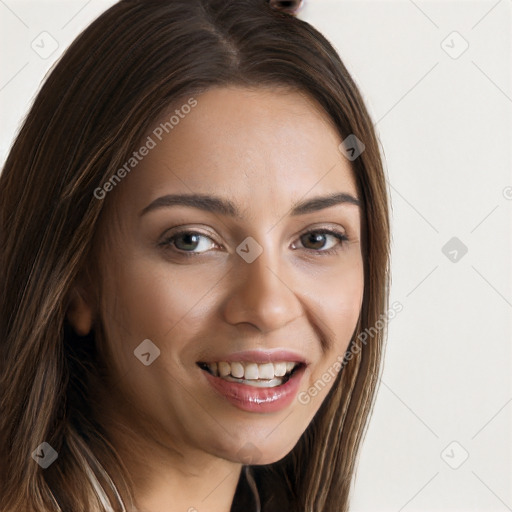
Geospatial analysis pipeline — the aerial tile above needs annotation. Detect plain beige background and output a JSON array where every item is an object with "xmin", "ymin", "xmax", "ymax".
[{"xmin": 1, "ymin": 1, "xmax": 511, "ymax": 510}]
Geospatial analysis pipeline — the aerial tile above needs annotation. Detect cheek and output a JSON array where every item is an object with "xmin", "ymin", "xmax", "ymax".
[
  {"xmin": 308, "ymin": 255, "xmax": 364, "ymax": 339},
  {"xmin": 323, "ymin": 274, "xmax": 363, "ymax": 341},
  {"xmin": 99, "ymin": 257, "xmax": 223, "ymax": 370},
  {"xmin": 298, "ymin": 260, "xmax": 364, "ymax": 404},
  {"xmin": 96, "ymin": 258, "xmax": 223, "ymax": 431}
]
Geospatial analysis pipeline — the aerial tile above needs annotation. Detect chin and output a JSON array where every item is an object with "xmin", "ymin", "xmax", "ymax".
[{"xmin": 213, "ymin": 434, "xmax": 298, "ymax": 466}]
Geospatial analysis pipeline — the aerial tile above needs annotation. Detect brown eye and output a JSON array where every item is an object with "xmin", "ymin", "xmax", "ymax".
[
  {"xmin": 296, "ymin": 229, "xmax": 348, "ymax": 255},
  {"xmin": 161, "ymin": 230, "xmax": 217, "ymax": 255},
  {"xmin": 174, "ymin": 232, "xmax": 202, "ymax": 251}
]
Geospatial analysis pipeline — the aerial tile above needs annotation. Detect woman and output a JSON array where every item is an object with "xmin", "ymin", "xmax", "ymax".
[{"xmin": 0, "ymin": 0, "xmax": 391, "ymax": 510}]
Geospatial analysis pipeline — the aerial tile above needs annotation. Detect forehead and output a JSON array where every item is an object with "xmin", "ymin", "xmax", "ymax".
[{"xmin": 117, "ymin": 86, "xmax": 359, "ymax": 215}]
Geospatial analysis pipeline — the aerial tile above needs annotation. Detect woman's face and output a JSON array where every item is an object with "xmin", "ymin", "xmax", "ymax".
[{"xmin": 89, "ymin": 86, "xmax": 364, "ymax": 466}]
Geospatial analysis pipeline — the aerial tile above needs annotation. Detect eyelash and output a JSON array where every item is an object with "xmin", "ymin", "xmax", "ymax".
[{"xmin": 159, "ymin": 228, "xmax": 349, "ymax": 258}]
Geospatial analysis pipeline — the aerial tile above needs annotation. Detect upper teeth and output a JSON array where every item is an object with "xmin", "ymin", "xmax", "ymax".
[{"xmin": 205, "ymin": 361, "xmax": 297, "ymax": 380}]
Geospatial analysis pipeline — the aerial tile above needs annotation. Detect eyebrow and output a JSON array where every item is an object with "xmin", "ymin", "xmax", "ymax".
[{"xmin": 139, "ymin": 191, "xmax": 361, "ymax": 218}]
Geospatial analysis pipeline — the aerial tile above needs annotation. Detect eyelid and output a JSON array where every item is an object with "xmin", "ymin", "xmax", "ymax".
[{"xmin": 160, "ymin": 225, "xmax": 220, "ymax": 241}]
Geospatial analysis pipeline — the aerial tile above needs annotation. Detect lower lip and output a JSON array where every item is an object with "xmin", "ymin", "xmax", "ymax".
[{"xmin": 201, "ymin": 365, "xmax": 306, "ymax": 413}]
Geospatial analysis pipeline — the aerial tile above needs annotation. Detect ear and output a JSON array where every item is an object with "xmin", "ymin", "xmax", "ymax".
[{"xmin": 66, "ymin": 284, "xmax": 95, "ymax": 336}]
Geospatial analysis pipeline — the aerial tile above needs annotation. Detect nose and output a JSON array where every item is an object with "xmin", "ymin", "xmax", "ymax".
[{"xmin": 222, "ymin": 246, "xmax": 303, "ymax": 334}]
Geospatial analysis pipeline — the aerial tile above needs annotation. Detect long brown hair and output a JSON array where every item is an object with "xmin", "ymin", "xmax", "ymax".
[{"xmin": 0, "ymin": 0, "xmax": 391, "ymax": 510}]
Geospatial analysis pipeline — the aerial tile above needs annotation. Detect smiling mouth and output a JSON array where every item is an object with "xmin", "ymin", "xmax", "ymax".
[{"xmin": 196, "ymin": 360, "xmax": 304, "ymax": 388}]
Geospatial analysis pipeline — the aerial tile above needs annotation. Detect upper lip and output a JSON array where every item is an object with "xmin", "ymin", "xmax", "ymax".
[{"xmin": 197, "ymin": 349, "xmax": 308, "ymax": 365}]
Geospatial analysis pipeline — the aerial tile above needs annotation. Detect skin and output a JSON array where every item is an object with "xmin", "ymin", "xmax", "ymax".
[{"xmin": 67, "ymin": 86, "xmax": 364, "ymax": 512}]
